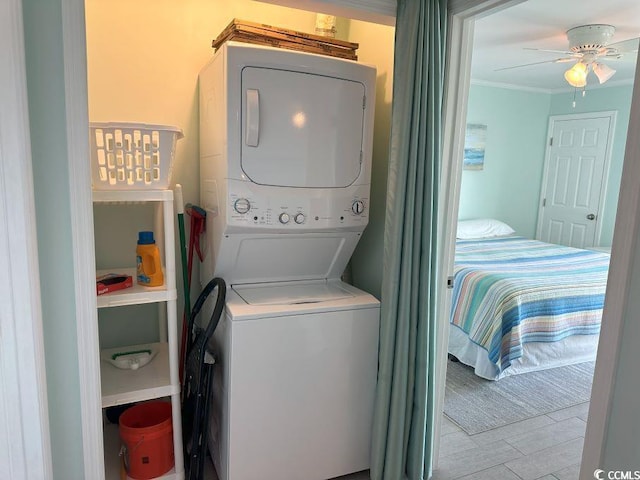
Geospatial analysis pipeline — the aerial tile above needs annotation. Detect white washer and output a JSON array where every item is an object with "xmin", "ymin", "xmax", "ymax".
[{"xmin": 208, "ymin": 280, "xmax": 380, "ymax": 480}]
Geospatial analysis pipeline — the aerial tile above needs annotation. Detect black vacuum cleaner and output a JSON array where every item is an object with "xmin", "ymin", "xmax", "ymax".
[{"xmin": 181, "ymin": 276, "xmax": 226, "ymax": 480}]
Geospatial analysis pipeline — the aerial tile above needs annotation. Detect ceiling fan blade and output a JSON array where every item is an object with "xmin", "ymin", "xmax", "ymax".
[
  {"xmin": 607, "ymin": 37, "xmax": 639, "ymax": 53},
  {"xmin": 495, "ymin": 58, "xmax": 575, "ymax": 72},
  {"xmin": 602, "ymin": 51, "xmax": 638, "ymax": 63},
  {"xmin": 523, "ymin": 47, "xmax": 575, "ymax": 55}
]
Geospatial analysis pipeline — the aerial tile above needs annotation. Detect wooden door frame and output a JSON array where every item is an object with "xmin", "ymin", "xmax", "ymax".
[{"xmin": 535, "ymin": 111, "xmax": 617, "ymax": 247}]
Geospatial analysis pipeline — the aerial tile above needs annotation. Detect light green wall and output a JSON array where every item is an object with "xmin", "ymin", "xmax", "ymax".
[
  {"xmin": 353, "ymin": 80, "xmax": 633, "ymax": 298},
  {"xmin": 549, "ymin": 85, "xmax": 633, "ymax": 247},
  {"xmin": 22, "ymin": 1, "xmax": 84, "ymax": 478},
  {"xmin": 459, "ymin": 85, "xmax": 551, "ymax": 238},
  {"xmin": 458, "ymin": 83, "xmax": 633, "ymax": 246},
  {"xmin": 349, "ymin": 20, "xmax": 395, "ymax": 300}
]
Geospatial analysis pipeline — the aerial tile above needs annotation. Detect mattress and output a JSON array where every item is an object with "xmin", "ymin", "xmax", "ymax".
[{"xmin": 449, "ymin": 236, "xmax": 609, "ymax": 379}]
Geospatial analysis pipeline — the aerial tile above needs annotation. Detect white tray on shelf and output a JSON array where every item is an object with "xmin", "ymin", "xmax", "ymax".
[{"xmin": 100, "ymin": 342, "xmax": 179, "ymax": 408}]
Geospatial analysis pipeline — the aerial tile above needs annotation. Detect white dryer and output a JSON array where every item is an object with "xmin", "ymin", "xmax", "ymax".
[
  {"xmin": 199, "ymin": 42, "xmax": 380, "ymax": 480},
  {"xmin": 199, "ymin": 42, "xmax": 376, "ymax": 285}
]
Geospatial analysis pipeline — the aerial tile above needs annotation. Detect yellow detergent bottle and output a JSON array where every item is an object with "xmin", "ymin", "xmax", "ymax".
[{"xmin": 136, "ymin": 231, "xmax": 164, "ymax": 287}]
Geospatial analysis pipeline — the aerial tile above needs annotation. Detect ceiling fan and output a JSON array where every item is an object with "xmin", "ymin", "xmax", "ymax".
[{"xmin": 497, "ymin": 24, "xmax": 639, "ymax": 88}]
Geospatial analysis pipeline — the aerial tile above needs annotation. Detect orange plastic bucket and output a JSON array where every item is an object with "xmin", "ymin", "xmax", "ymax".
[{"xmin": 119, "ymin": 402, "xmax": 174, "ymax": 480}]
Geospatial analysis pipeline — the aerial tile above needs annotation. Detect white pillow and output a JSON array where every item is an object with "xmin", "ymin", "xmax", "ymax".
[{"xmin": 457, "ymin": 218, "xmax": 515, "ymax": 239}]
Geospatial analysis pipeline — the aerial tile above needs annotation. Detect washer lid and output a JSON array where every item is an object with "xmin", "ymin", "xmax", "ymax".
[{"xmin": 233, "ymin": 281, "xmax": 354, "ymax": 306}]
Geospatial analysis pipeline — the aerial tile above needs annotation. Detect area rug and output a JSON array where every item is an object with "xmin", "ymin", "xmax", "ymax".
[{"xmin": 443, "ymin": 360, "xmax": 595, "ymax": 435}]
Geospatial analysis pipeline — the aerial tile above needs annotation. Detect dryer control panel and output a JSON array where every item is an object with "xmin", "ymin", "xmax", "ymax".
[{"xmin": 227, "ymin": 183, "xmax": 370, "ymax": 231}]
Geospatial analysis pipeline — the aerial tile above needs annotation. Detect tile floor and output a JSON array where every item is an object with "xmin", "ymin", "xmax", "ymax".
[
  {"xmin": 203, "ymin": 401, "xmax": 589, "ymax": 480},
  {"xmin": 203, "ymin": 456, "xmax": 371, "ymax": 479},
  {"xmin": 433, "ymin": 402, "xmax": 589, "ymax": 480}
]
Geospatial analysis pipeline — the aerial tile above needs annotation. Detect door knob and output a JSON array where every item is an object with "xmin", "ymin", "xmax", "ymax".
[{"xmin": 587, "ymin": 213, "xmax": 596, "ymax": 220}]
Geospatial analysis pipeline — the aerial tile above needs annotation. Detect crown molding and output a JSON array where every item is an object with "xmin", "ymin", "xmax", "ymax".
[
  {"xmin": 255, "ymin": 0, "xmax": 396, "ymax": 25},
  {"xmin": 547, "ymin": 77, "xmax": 635, "ymax": 94},
  {"xmin": 470, "ymin": 78, "xmax": 554, "ymax": 94},
  {"xmin": 471, "ymin": 77, "xmax": 635, "ymax": 95}
]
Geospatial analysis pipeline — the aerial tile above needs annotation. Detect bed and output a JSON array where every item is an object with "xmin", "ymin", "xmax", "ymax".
[{"xmin": 448, "ymin": 220, "xmax": 610, "ymax": 380}]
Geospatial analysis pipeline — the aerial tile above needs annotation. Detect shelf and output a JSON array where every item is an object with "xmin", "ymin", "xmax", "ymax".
[
  {"xmin": 103, "ymin": 422, "xmax": 184, "ymax": 480},
  {"xmin": 95, "ymin": 186, "xmax": 183, "ymax": 478},
  {"xmin": 101, "ymin": 342, "xmax": 179, "ymax": 408},
  {"xmin": 97, "ymin": 268, "xmax": 177, "ymax": 308},
  {"xmin": 93, "ymin": 189, "xmax": 174, "ymax": 203}
]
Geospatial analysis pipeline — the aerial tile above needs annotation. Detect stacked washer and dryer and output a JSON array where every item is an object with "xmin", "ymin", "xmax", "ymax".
[{"xmin": 199, "ymin": 42, "xmax": 380, "ymax": 480}]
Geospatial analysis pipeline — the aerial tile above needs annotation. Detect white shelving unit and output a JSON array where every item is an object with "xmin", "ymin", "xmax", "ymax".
[{"xmin": 93, "ymin": 189, "xmax": 184, "ymax": 480}]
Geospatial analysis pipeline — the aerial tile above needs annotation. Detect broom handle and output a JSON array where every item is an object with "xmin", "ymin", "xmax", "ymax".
[{"xmin": 175, "ymin": 184, "xmax": 191, "ymax": 383}]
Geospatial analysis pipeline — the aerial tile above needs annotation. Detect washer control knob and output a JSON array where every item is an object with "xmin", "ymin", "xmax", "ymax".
[
  {"xmin": 279, "ymin": 212, "xmax": 291, "ymax": 224},
  {"xmin": 294, "ymin": 213, "xmax": 305, "ymax": 224},
  {"xmin": 352, "ymin": 200, "xmax": 365, "ymax": 215},
  {"xmin": 234, "ymin": 198, "xmax": 251, "ymax": 214}
]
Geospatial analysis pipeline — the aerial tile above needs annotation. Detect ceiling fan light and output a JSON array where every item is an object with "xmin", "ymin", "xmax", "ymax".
[
  {"xmin": 564, "ymin": 62, "xmax": 588, "ymax": 88},
  {"xmin": 593, "ymin": 62, "xmax": 616, "ymax": 84}
]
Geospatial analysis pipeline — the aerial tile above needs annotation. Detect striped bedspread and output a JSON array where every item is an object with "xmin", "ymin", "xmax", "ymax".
[{"xmin": 450, "ymin": 236, "xmax": 609, "ymax": 374}]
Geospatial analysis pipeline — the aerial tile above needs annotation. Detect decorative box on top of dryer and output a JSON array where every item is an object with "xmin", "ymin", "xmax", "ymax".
[{"xmin": 212, "ymin": 18, "xmax": 359, "ymax": 60}]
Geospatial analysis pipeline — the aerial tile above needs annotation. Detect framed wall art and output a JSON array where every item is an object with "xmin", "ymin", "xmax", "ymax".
[{"xmin": 463, "ymin": 123, "xmax": 487, "ymax": 170}]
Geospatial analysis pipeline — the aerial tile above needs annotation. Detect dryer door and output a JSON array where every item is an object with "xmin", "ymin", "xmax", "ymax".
[{"xmin": 241, "ymin": 66, "xmax": 366, "ymax": 188}]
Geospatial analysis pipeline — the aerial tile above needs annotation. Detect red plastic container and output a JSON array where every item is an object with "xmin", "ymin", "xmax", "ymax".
[{"xmin": 119, "ymin": 402, "xmax": 174, "ymax": 479}]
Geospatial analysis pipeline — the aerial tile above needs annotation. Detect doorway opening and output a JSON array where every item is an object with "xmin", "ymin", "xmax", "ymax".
[{"xmin": 434, "ymin": 0, "xmax": 637, "ymax": 478}]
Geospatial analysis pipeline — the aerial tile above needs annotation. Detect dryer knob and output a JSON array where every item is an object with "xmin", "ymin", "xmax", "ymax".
[
  {"xmin": 234, "ymin": 198, "xmax": 251, "ymax": 214},
  {"xmin": 294, "ymin": 213, "xmax": 305, "ymax": 224},
  {"xmin": 279, "ymin": 212, "xmax": 291, "ymax": 224},
  {"xmin": 352, "ymin": 200, "xmax": 365, "ymax": 215}
]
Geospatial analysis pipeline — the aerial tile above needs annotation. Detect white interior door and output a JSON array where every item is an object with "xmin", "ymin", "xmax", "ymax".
[{"xmin": 537, "ymin": 112, "xmax": 616, "ymax": 248}]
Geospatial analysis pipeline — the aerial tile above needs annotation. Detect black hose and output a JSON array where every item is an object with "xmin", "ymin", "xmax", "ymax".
[{"xmin": 187, "ymin": 277, "xmax": 226, "ymax": 355}]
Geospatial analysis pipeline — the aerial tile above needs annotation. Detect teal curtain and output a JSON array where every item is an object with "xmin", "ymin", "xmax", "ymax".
[{"xmin": 370, "ymin": 1, "xmax": 447, "ymax": 479}]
